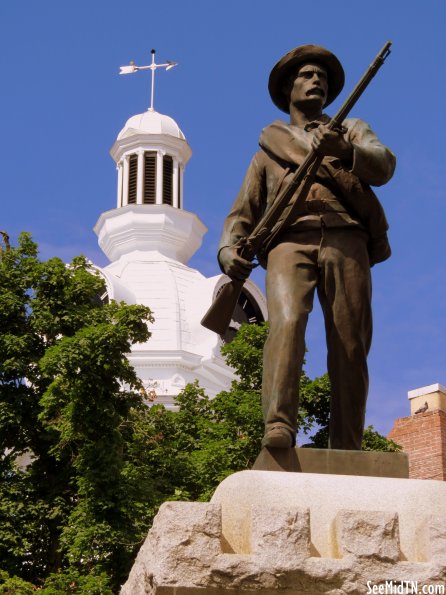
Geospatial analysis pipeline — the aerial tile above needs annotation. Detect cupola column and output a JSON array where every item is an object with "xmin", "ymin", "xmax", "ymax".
[
  {"xmin": 179, "ymin": 166, "xmax": 184, "ymax": 209},
  {"xmin": 137, "ymin": 150, "xmax": 144, "ymax": 205},
  {"xmin": 156, "ymin": 150, "xmax": 163, "ymax": 205},
  {"xmin": 172, "ymin": 159, "xmax": 179, "ymax": 208},
  {"xmin": 117, "ymin": 161, "xmax": 123, "ymax": 207},
  {"xmin": 122, "ymin": 155, "xmax": 130, "ymax": 206}
]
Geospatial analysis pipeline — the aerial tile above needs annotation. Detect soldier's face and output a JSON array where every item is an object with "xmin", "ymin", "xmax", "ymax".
[{"xmin": 288, "ymin": 63, "xmax": 328, "ymax": 111}]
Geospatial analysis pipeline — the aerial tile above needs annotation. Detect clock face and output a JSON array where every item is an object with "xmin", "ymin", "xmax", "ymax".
[{"xmin": 221, "ymin": 287, "xmax": 265, "ymax": 343}]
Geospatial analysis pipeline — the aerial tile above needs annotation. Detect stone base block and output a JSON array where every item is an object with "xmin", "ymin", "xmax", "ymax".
[
  {"xmin": 121, "ymin": 471, "xmax": 446, "ymax": 594},
  {"xmin": 252, "ymin": 447, "xmax": 409, "ymax": 478}
]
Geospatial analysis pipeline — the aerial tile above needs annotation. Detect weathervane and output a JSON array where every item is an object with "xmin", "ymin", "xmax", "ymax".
[{"xmin": 119, "ymin": 49, "xmax": 178, "ymax": 112}]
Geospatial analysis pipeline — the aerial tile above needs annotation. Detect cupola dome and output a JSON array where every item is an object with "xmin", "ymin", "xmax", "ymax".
[{"xmin": 117, "ymin": 111, "xmax": 186, "ymax": 141}]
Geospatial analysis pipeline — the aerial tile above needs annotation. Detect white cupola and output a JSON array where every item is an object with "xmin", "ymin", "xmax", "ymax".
[
  {"xmin": 92, "ymin": 52, "xmax": 267, "ymax": 407},
  {"xmin": 110, "ymin": 110, "xmax": 191, "ymax": 210},
  {"xmin": 96, "ymin": 109, "xmax": 204, "ymax": 265}
]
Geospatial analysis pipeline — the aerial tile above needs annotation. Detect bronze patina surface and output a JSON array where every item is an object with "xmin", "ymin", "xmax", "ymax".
[
  {"xmin": 218, "ymin": 45, "xmax": 396, "ymax": 451},
  {"xmin": 252, "ymin": 447, "xmax": 409, "ymax": 478}
]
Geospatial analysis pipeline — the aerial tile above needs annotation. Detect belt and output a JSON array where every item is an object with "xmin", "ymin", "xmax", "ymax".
[{"xmin": 306, "ymin": 199, "xmax": 347, "ymax": 213}]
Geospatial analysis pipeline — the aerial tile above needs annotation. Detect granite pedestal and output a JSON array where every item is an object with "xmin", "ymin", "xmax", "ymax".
[{"xmin": 121, "ymin": 471, "xmax": 446, "ymax": 594}]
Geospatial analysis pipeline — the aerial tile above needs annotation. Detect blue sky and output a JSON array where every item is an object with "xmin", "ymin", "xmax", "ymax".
[{"xmin": 1, "ymin": 0, "xmax": 445, "ymax": 436}]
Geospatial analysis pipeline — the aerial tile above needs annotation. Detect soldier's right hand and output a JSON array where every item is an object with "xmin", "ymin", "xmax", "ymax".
[{"xmin": 219, "ymin": 246, "xmax": 255, "ymax": 281}]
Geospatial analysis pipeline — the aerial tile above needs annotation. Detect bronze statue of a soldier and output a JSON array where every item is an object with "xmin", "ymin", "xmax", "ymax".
[{"xmin": 217, "ymin": 45, "xmax": 396, "ymax": 450}]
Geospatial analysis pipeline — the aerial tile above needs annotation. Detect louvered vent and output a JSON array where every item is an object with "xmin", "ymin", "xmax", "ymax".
[
  {"xmin": 143, "ymin": 152, "xmax": 157, "ymax": 204},
  {"xmin": 162, "ymin": 155, "xmax": 173, "ymax": 206},
  {"xmin": 127, "ymin": 154, "xmax": 138, "ymax": 204}
]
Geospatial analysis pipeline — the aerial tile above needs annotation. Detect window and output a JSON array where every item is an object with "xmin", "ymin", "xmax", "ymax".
[
  {"xmin": 127, "ymin": 154, "xmax": 138, "ymax": 204},
  {"xmin": 143, "ymin": 152, "xmax": 157, "ymax": 204},
  {"xmin": 162, "ymin": 155, "xmax": 173, "ymax": 206}
]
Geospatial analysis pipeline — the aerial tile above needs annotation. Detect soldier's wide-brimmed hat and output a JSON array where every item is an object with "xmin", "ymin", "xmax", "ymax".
[{"xmin": 268, "ymin": 44, "xmax": 345, "ymax": 113}]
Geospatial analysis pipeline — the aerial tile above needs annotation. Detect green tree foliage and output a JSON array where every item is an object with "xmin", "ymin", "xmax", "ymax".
[
  {"xmin": 362, "ymin": 425, "xmax": 401, "ymax": 452},
  {"xmin": 0, "ymin": 233, "xmax": 153, "ymax": 591},
  {"xmin": 0, "ymin": 234, "xmax": 399, "ymax": 592}
]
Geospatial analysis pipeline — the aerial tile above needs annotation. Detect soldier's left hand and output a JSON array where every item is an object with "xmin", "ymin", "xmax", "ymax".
[{"xmin": 311, "ymin": 124, "xmax": 353, "ymax": 163}]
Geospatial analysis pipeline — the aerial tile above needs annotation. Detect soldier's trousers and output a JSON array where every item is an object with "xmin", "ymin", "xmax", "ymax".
[{"xmin": 262, "ymin": 226, "xmax": 372, "ymax": 450}]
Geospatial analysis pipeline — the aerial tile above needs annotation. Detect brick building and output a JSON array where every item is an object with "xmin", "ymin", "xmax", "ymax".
[{"xmin": 388, "ymin": 384, "xmax": 446, "ymax": 480}]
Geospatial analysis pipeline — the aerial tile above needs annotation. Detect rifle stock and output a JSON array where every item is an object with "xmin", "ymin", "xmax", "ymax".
[{"xmin": 200, "ymin": 278, "xmax": 245, "ymax": 335}]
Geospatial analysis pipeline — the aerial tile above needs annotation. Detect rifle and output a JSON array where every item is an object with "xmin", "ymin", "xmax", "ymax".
[{"xmin": 201, "ymin": 41, "xmax": 392, "ymax": 336}]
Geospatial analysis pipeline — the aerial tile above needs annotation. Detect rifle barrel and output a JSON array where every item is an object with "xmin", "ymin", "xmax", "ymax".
[{"xmin": 331, "ymin": 41, "xmax": 392, "ymax": 126}]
